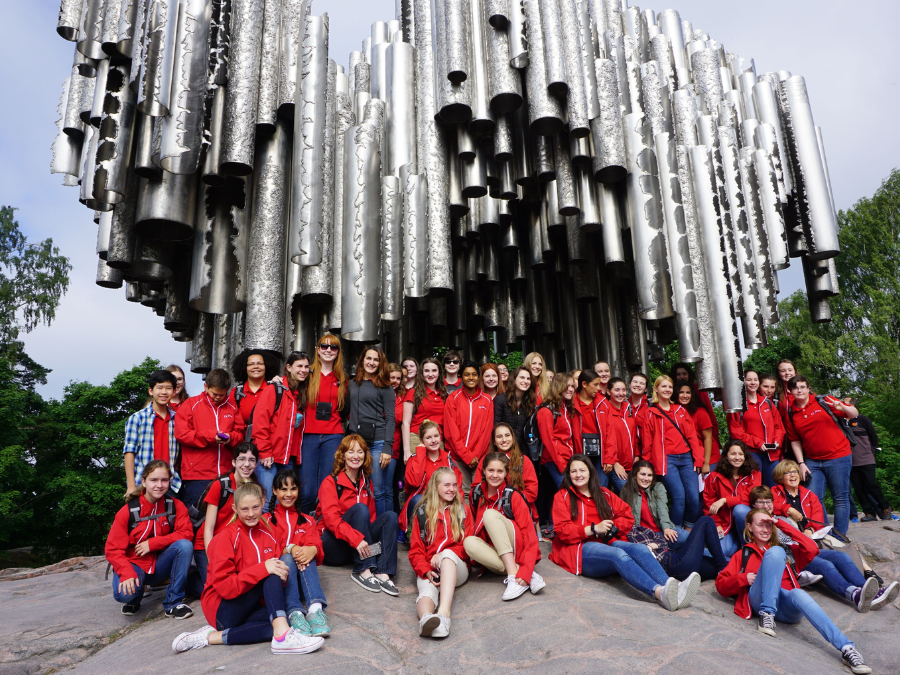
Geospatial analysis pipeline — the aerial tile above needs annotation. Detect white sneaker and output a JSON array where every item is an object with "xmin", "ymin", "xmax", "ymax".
[
  {"xmin": 657, "ymin": 577, "xmax": 679, "ymax": 611},
  {"xmin": 529, "ymin": 571, "xmax": 546, "ymax": 594},
  {"xmin": 431, "ymin": 615, "xmax": 451, "ymax": 638},
  {"xmin": 502, "ymin": 575, "xmax": 528, "ymax": 601},
  {"xmin": 676, "ymin": 572, "xmax": 701, "ymax": 610},
  {"xmin": 271, "ymin": 629, "xmax": 325, "ymax": 655},
  {"xmin": 797, "ymin": 570, "xmax": 823, "ymax": 587},
  {"xmin": 172, "ymin": 625, "xmax": 214, "ymax": 653},
  {"xmin": 419, "ymin": 613, "xmax": 440, "ymax": 637}
]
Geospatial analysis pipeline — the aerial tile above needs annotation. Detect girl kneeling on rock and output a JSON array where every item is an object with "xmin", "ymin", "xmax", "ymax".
[
  {"xmin": 316, "ymin": 434, "xmax": 400, "ymax": 595},
  {"xmin": 264, "ymin": 469, "xmax": 331, "ymax": 638},
  {"xmin": 715, "ymin": 509, "xmax": 871, "ymax": 674},
  {"xmin": 173, "ymin": 482, "xmax": 324, "ymax": 655},
  {"xmin": 105, "ymin": 460, "xmax": 194, "ymax": 619},
  {"xmin": 549, "ymin": 455, "xmax": 700, "ymax": 611},
  {"xmin": 463, "ymin": 452, "xmax": 545, "ymax": 601},
  {"xmin": 410, "ymin": 467, "xmax": 474, "ymax": 638}
]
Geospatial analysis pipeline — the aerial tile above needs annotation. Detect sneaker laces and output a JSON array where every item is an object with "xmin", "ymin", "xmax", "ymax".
[
  {"xmin": 760, "ymin": 613, "xmax": 775, "ymax": 629},
  {"xmin": 843, "ymin": 647, "xmax": 865, "ymax": 666}
]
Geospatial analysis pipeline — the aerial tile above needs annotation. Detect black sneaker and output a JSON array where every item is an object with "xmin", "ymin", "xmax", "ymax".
[
  {"xmin": 863, "ymin": 568, "xmax": 884, "ymax": 586},
  {"xmin": 121, "ymin": 602, "xmax": 141, "ymax": 616},
  {"xmin": 165, "ymin": 603, "xmax": 194, "ymax": 620},
  {"xmin": 757, "ymin": 611, "xmax": 776, "ymax": 637},
  {"xmin": 841, "ymin": 645, "xmax": 872, "ymax": 674}
]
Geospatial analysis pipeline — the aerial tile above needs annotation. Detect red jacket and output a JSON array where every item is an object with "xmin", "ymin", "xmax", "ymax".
[
  {"xmin": 608, "ymin": 401, "xmax": 640, "ymax": 471},
  {"xmin": 392, "ymin": 391, "xmax": 404, "ymax": 460},
  {"xmin": 572, "ymin": 395, "xmax": 619, "ymax": 465},
  {"xmin": 537, "ymin": 405, "xmax": 581, "ymax": 473},
  {"xmin": 638, "ymin": 403, "xmax": 704, "ymax": 476},
  {"xmin": 408, "ymin": 503, "xmax": 474, "ymax": 579},
  {"xmin": 549, "ymin": 487, "xmax": 633, "ymax": 576},
  {"xmin": 444, "ymin": 388, "xmax": 494, "ymax": 465},
  {"xmin": 201, "ymin": 519, "xmax": 280, "ymax": 624},
  {"xmin": 727, "ymin": 396, "xmax": 785, "ymax": 461},
  {"xmin": 715, "ymin": 519, "xmax": 819, "ymax": 618},
  {"xmin": 303, "ymin": 371, "xmax": 345, "ymax": 435},
  {"xmin": 315, "ymin": 472, "xmax": 376, "ymax": 547},
  {"xmin": 702, "ymin": 470, "xmax": 762, "ymax": 535},
  {"xmin": 473, "ymin": 453, "xmax": 539, "ymax": 507},
  {"xmin": 105, "ymin": 494, "xmax": 193, "ymax": 581},
  {"xmin": 772, "ymin": 485, "xmax": 825, "ymax": 526},
  {"xmin": 174, "ymin": 392, "xmax": 246, "ymax": 480},
  {"xmin": 401, "ymin": 449, "xmax": 464, "ymax": 529},
  {"xmin": 469, "ymin": 480, "xmax": 540, "ymax": 582},
  {"xmin": 251, "ymin": 384, "xmax": 302, "ymax": 464},
  {"xmin": 229, "ymin": 380, "xmax": 268, "ymax": 425},
  {"xmin": 262, "ymin": 504, "xmax": 324, "ymax": 565},
  {"xmin": 193, "ymin": 473, "xmax": 239, "ymax": 551}
]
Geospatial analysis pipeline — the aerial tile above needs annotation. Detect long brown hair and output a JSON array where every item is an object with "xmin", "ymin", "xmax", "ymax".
[
  {"xmin": 487, "ymin": 422, "xmax": 526, "ymax": 491},
  {"xmin": 619, "ymin": 459, "xmax": 656, "ymax": 507},
  {"xmin": 775, "ymin": 359, "xmax": 797, "ymax": 402},
  {"xmin": 413, "ymin": 357, "xmax": 448, "ymax": 412},
  {"xmin": 284, "ymin": 351, "xmax": 309, "ymax": 410},
  {"xmin": 388, "ymin": 362, "xmax": 407, "ymax": 400},
  {"xmin": 560, "ymin": 454, "xmax": 612, "ymax": 521},
  {"xmin": 332, "ymin": 434, "xmax": 373, "ymax": 477},
  {"xmin": 354, "ymin": 347, "xmax": 390, "ymax": 388},
  {"xmin": 544, "ymin": 370, "xmax": 575, "ymax": 415},
  {"xmin": 506, "ymin": 366, "xmax": 537, "ymax": 416},
  {"xmin": 124, "ymin": 460, "xmax": 172, "ymax": 502},
  {"xmin": 308, "ymin": 332, "xmax": 347, "ymax": 410},
  {"xmin": 165, "ymin": 365, "xmax": 189, "ymax": 402}
]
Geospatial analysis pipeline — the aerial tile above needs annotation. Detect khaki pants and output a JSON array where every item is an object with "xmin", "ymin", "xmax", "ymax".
[
  {"xmin": 457, "ymin": 462, "xmax": 474, "ymax": 499},
  {"xmin": 463, "ymin": 510, "xmax": 516, "ymax": 574},
  {"xmin": 415, "ymin": 550, "xmax": 469, "ymax": 605}
]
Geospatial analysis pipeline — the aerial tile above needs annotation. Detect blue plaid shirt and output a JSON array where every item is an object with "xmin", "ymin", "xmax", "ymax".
[{"xmin": 123, "ymin": 405, "xmax": 181, "ymax": 491}]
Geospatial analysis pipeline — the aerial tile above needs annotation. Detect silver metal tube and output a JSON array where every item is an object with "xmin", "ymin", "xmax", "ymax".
[
  {"xmin": 752, "ymin": 147, "xmax": 789, "ymax": 271},
  {"xmin": 557, "ymin": 0, "xmax": 589, "ymax": 136},
  {"xmin": 96, "ymin": 258, "xmax": 124, "ymax": 288},
  {"xmin": 58, "ymin": 0, "xmax": 84, "ymax": 41},
  {"xmin": 136, "ymin": 0, "xmax": 179, "ymax": 117},
  {"xmin": 539, "ymin": 0, "xmax": 568, "ymax": 96},
  {"xmin": 381, "ymin": 175, "xmax": 403, "ymax": 320},
  {"xmin": 278, "ymin": 0, "xmax": 310, "ymax": 118},
  {"xmin": 553, "ymin": 133, "xmax": 578, "ymax": 215},
  {"xmin": 78, "ymin": 0, "xmax": 108, "ymax": 60},
  {"xmin": 507, "ymin": 0, "xmax": 528, "ymax": 68},
  {"xmin": 483, "ymin": 16, "xmax": 523, "ymax": 113},
  {"xmin": 191, "ymin": 312, "xmax": 214, "ymax": 374},
  {"xmin": 94, "ymin": 62, "xmax": 137, "ymax": 205},
  {"xmin": 444, "ymin": 0, "xmax": 471, "ymax": 83},
  {"xmin": 116, "ymin": 0, "xmax": 141, "ymax": 58},
  {"xmin": 255, "ymin": 0, "xmax": 282, "ymax": 134},
  {"xmin": 201, "ymin": 84, "xmax": 226, "ymax": 186},
  {"xmin": 591, "ymin": 58, "xmax": 626, "ymax": 183},
  {"xmin": 739, "ymin": 146, "xmax": 779, "ymax": 327},
  {"xmin": 468, "ymin": 0, "xmax": 495, "ymax": 132},
  {"xmin": 523, "ymin": 0, "xmax": 565, "ymax": 135},
  {"xmin": 106, "ymin": 169, "xmax": 138, "ymax": 268},
  {"xmin": 136, "ymin": 169, "xmax": 198, "ymax": 240},
  {"xmin": 386, "ymin": 39, "xmax": 417, "ymax": 175}
]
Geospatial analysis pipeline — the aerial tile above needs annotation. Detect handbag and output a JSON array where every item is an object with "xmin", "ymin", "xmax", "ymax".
[{"xmin": 582, "ymin": 433, "xmax": 601, "ymax": 457}]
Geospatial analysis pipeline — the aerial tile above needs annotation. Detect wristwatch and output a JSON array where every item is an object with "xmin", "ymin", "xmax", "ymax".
[{"xmin": 590, "ymin": 523, "xmax": 599, "ymax": 537}]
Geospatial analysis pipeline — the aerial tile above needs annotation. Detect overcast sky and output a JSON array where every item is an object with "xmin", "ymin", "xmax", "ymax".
[{"xmin": 3, "ymin": 1, "xmax": 898, "ymax": 399}]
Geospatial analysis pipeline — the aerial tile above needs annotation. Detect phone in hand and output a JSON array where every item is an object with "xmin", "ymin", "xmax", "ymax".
[
  {"xmin": 217, "ymin": 432, "xmax": 229, "ymax": 441},
  {"xmin": 367, "ymin": 541, "xmax": 382, "ymax": 557},
  {"xmin": 763, "ymin": 443, "xmax": 778, "ymax": 451}
]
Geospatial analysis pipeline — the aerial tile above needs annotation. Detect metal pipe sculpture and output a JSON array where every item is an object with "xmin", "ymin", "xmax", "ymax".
[{"xmin": 52, "ymin": 0, "xmax": 842, "ymax": 406}]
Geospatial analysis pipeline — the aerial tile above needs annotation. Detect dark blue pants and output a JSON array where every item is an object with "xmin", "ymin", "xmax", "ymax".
[
  {"xmin": 216, "ymin": 574, "xmax": 286, "ymax": 645},
  {"xmin": 663, "ymin": 516, "xmax": 728, "ymax": 580},
  {"xmin": 321, "ymin": 503, "xmax": 398, "ymax": 575},
  {"xmin": 299, "ymin": 434, "xmax": 343, "ymax": 514}
]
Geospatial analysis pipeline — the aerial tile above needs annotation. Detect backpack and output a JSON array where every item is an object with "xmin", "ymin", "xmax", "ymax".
[
  {"xmin": 524, "ymin": 404, "xmax": 559, "ymax": 462},
  {"xmin": 106, "ymin": 495, "xmax": 177, "ymax": 580},
  {"xmin": 187, "ymin": 475, "xmax": 234, "ymax": 533},
  {"xmin": 244, "ymin": 382, "xmax": 285, "ymax": 442},
  {"xmin": 470, "ymin": 483, "xmax": 516, "ymax": 520},
  {"xmin": 414, "ymin": 501, "xmax": 466, "ymax": 542},
  {"xmin": 330, "ymin": 472, "xmax": 371, "ymax": 500},
  {"xmin": 788, "ymin": 395, "xmax": 857, "ymax": 447},
  {"xmin": 740, "ymin": 544, "xmax": 797, "ymax": 576}
]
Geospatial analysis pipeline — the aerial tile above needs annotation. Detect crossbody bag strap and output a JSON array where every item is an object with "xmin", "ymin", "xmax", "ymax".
[{"xmin": 650, "ymin": 404, "xmax": 693, "ymax": 450}]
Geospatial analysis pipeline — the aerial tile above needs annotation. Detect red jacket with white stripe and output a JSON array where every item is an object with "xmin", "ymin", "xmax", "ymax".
[
  {"xmin": 469, "ymin": 480, "xmax": 540, "ymax": 582},
  {"xmin": 715, "ymin": 519, "xmax": 819, "ymax": 618},
  {"xmin": 702, "ymin": 470, "xmax": 762, "ymax": 535},
  {"xmin": 727, "ymin": 396, "xmax": 785, "ymax": 461},
  {"xmin": 772, "ymin": 485, "xmax": 825, "ymax": 526},
  {"xmin": 262, "ymin": 504, "xmax": 324, "ymax": 565},
  {"xmin": 572, "ymin": 395, "xmax": 619, "ymax": 465},
  {"xmin": 315, "ymin": 472, "xmax": 376, "ymax": 547},
  {"xmin": 250, "ymin": 384, "xmax": 302, "ymax": 464},
  {"xmin": 104, "ymin": 494, "xmax": 193, "ymax": 581},
  {"xmin": 537, "ymin": 405, "xmax": 581, "ymax": 473},
  {"xmin": 637, "ymin": 403, "xmax": 704, "ymax": 476},
  {"xmin": 174, "ymin": 392, "xmax": 246, "ymax": 480},
  {"xmin": 443, "ymin": 388, "xmax": 494, "ymax": 466},
  {"xmin": 201, "ymin": 519, "xmax": 281, "ymax": 624},
  {"xmin": 608, "ymin": 401, "xmax": 640, "ymax": 471},
  {"xmin": 549, "ymin": 487, "xmax": 633, "ymax": 576},
  {"xmin": 408, "ymin": 504, "xmax": 474, "ymax": 579},
  {"xmin": 473, "ymin": 453, "xmax": 539, "ymax": 507},
  {"xmin": 401, "ymin": 449, "xmax": 464, "ymax": 530}
]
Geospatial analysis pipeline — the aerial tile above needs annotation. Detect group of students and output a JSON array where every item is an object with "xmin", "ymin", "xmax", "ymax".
[{"xmin": 105, "ymin": 344, "xmax": 895, "ymax": 671}]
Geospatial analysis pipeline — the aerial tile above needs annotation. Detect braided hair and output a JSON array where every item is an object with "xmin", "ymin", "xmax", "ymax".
[{"xmin": 267, "ymin": 468, "xmax": 301, "ymax": 526}]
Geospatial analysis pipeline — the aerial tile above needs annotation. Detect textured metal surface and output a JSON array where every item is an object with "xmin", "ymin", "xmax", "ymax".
[
  {"xmin": 381, "ymin": 175, "xmax": 403, "ymax": 320},
  {"xmin": 507, "ymin": 0, "xmax": 528, "ymax": 68},
  {"xmin": 539, "ymin": 0, "xmax": 568, "ymax": 96},
  {"xmin": 592, "ymin": 58, "xmax": 626, "ymax": 183},
  {"xmin": 136, "ymin": 0, "xmax": 178, "ymax": 117},
  {"xmin": 444, "ymin": 0, "xmax": 471, "ymax": 83},
  {"xmin": 386, "ymin": 39, "xmax": 417, "ymax": 175},
  {"xmin": 93, "ymin": 62, "xmax": 137, "ymax": 205},
  {"xmin": 522, "ymin": 0, "xmax": 565, "ymax": 136},
  {"xmin": 78, "ymin": 0, "xmax": 107, "ymax": 60},
  {"xmin": 278, "ymin": 0, "xmax": 310, "ymax": 117},
  {"xmin": 136, "ymin": 169, "xmax": 198, "ymax": 240},
  {"xmin": 484, "ymin": 16, "xmax": 523, "ymax": 113},
  {"xmin": 58, "ymin": 0, "xmax": 84, "ymax": 41},
  {"xmin": 255, "ymin": 0, "xmax": 282, "ymax": 134},
  {"xmin": 106, "ymin": 170, "xmax": 139, "ymax": 268},
  {"xmin": 201, "ymin": 85, "xmax": 226, "ymax": 185}
]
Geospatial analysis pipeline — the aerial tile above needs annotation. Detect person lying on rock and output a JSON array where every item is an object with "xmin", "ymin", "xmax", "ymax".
[
  {"xmin": 316, "ymin": 434, "xmax": 400, "ymax": 595},
  {"xmin": 105, "ymin": 460, "xmax": 194, "ymax": 619},
  {"xmin": 410, "ymin": 467, "xmax": 474, "ymax": 638},
  {"xmin": 172, "ymin": 482, "xmax": 323, "ymax": 655},
  {"xmin": 549, "ymin": 455, "xmax": 700, "ymax": 611},
  {"xmin": 264, "ymin": 469, "xmax": 331, "ymax": 638},
  {"xmin": 748, "ymin": 485, "xmax": 899, "ymax": 611},
  {"xmin": 716, "ymin": 509, "xmax": 871, "ymax": 674}
]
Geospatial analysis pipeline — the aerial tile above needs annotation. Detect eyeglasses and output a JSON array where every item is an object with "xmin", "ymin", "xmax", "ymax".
[
  {"xmin": 319, "ymin": 344, "xmax": 340, "ymax": 352},
  {"xmin": 755, "ymin": 500, "xmax": 774, "ymax": 506},
  {"xmin": 235, "ymin": 457, "xmax": 258, "ymax": 465},
  {"xmin": 444, "ymin": 359, "xmax": 460, "ymax": 365},
  {"xmin": 784, "ymin": 470, "xmax": 800, "ymax": 476}
]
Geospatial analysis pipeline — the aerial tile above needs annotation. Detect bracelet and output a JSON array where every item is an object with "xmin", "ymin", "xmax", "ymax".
[{"xmin": 798, "ymin": 461, "xmax": 807, "ymax": 465}]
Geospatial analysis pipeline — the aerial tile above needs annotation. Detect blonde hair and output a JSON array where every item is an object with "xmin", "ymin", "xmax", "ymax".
[
  {"xmin": 230, "ymin": 482, "xmax": 266, "ymax": 524},
  {"xmin": 308, "ymin": 332, "xmax": 347, "ymax": 411},
  {"xmin": 651, "ymin": 375, "xmax": 674, "ymax": 404},
  {"xmin": 523, "ymin": 351, "xmax": 550, "ymax": 400},
  {"xmin": 421, "ymin": 467, "xmax": 467, "ymax": 544},
  {"xmin": 772, "ymin": 459, "xmax": 801, "ymax": 485},
  {"xmin": 418, "ymin": 419, "xmax": 442, "ymax": 446}
]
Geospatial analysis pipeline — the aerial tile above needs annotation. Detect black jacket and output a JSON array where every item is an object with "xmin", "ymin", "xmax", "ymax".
[{"xmin": 494, "ymin": 393, "xmax": 531, "ymax": 449}]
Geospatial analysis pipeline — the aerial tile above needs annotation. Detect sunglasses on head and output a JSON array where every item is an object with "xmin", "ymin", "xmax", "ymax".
[
  {"xmin": 319, "ymin": 343, "xmax": 340, "ymax": 352},
  {"xmin": 290, "ymin": 351, "xmax": 309, "ymax": 359}
]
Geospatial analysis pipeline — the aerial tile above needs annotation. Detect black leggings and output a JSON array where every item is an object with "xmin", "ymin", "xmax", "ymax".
[
  {"xmin": 215, "ymin": 574, "xmax": 285, "ymax": 645},
  {"xmin": 664, "ymin": 516, "xmax": 728, "ymax": 581}
]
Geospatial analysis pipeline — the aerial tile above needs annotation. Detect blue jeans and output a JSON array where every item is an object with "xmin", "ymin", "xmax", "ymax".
[
  {"xmin": 299, "ymin": 434, "xmax": 344, "ymax": 514},
  {"xmin": 188, "ymin": 549, "xmax": 208, "ymax": 599},
  {"xmin": 216, "ymin": 574, "xmax": 286, "ymax": 645},
  {"xmin": 664, "ymin": 516, "xmax": 728, "ymax": 580},
  {"xmin": 659, "ymin": 452, "xmax": 701, "ymax": 528},
  {"xmin": 610, "ymin": 472, "xmax": 627, "ymax": 494},
  {"xmin": 588, "ymin": 455, "xmax": 609, "ymax": 487},
  {"xmin": 111, "ymin": 539, "xmax": 193, "ymax": 611},
  {"xmin": 730, "ymin": 504, "xmax": 752, "ymax": 549},
  {"xmin": 405, "ymin": 494, "xmax": 424, "ymax": 529},
  {"xmin": 256, "ymin": 461, "xmax": 294, "ymax": 512},
  {"xmin": 368, "ymin": 441, "xmax": 396, "ymax": 516},
  {"xmin": 321, "ymin": 503, "xmax": 399, "ymax": 575},
  {"xmin": 545, "ymin": 463, "xmax": 564, "ymax": 489},
  {"xmin": 805, "ymin": 548, "xmax": 866, "ymax": 598},
  {"xmin": 179, "ymin": 479, "xmax": 211, "ymax": 510},
  {"xmin": 280, "ymin": 554, "xmax": 327, "ymax": 613},
  {"xmin": 806, "ymin": 455, "xmax": 852, "ymax": 535},
  {"xmin": 749, "ymin": 546, "xmax": 853, "ymax": 651},
  {"xmin": 750, "ymin": 451, "xmax": 778, "ymax": 487},
  {"xmin": 580, "ymin": 540, "xmax": 670, "ymax": 596}
]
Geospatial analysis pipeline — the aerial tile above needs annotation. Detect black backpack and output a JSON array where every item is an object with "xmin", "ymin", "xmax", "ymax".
[
  {"xmin": 788, "ymin": 395, "xmax": 857, "ymax": 447},
  {"xmin": 105, "ymin": 495, "xmax": 177, "ymax": 580},
  {"xmin": 188, "ymin": 475, "xmax": 234, "ymax": 533},
  {"xmin": 414, "ymin": 501, "xmax": 467, "ymax": 542},
  {"xmin": 330, "ymin": 473, "xmax": 371, "ymax": 500},
  {"xmin": 524, "ymin": 404, "xmax": 559, "ymax": 462},
  {"xmin": 243, "ymin": 382, "xmax": 285, "ymax": 442},
  {"xmin": 470, "ymin": 483, "xmax": 517, "ymax": 520}
]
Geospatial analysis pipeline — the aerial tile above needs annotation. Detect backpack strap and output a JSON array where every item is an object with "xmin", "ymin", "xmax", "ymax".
[
  {"xmin": 470, "ymin": 483, "xmax": 484, "ymax": 514},
  {"xmin": 218, "ymin": 475, "xmax": 234, "ymax": 511},
  {"xmin": 126, "ymin": 497, "xmax": 142, "ymax": 532},
  {"xmin": 814, "ymin": 395, "xmax": 857, "ymax": 447},
  {"xmin": 234, "ymin": 384, "xmax": 245, "ymax": 405},
  {"xmin": 332, "ymin": 473, "xmax": 343, "ymax": 499},
  {"xmin": 415, "ymin": 502, "xmax": 428, "ymax": 541},
  {"xmin": 127, "ymin": 496, "xmax": 176, "ymax": 532},
  {"xmin": 245, "ymin": 381, "xmax": 286, "ymax": 441},
  {"xmin": 739, "ymin": 545, "xmax": 754, "ymax": 574},
  {"xmin": 500, "ymin": 486, "xmax": 517, "ymax": 520}
]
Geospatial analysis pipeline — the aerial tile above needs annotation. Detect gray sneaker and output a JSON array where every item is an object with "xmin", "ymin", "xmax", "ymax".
[
  {"xmin": 841, "ymin": 645, "xmax": 872, "ymax": 674},
  {"xmin": 351, "ymin": 571, "xmax": 382, "ymax": 593}
]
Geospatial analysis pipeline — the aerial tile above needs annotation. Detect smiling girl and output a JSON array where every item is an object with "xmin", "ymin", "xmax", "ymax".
[
  {"xmin": 403, "ymin": 357, "xmax": 448, "ymax": 461},
  {"xmin": 444, "ymin": 361, "xmax": 493, "ymax": 497},
  {"xmin": 607, "ymin": 378, "xmax": 639, "ymax": 491},
  {"xmin": 573, "ymin": 370, "xmax": 618, "ymax": 489},
  {"xmin": 402, "ymin": 420, "xmax": 464, "ymax": 532},
  {"xmin": 704, "ymin": 440, "xmax": 761, "ymax": 558},
  {"xmin": 727, "ymin": 370, "xmax": 785, "ymax": 486}
]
